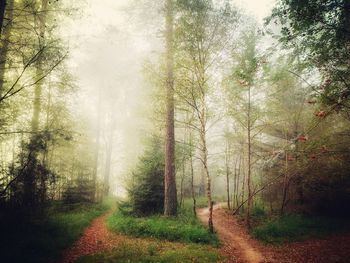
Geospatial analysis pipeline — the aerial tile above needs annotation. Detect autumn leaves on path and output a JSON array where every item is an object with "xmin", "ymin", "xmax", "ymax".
[
  {"xmin": 197, "ymin": 204, "xmax": 267, "ymax": 263},
  {"xmin": 197, "ymin": 204, "xmax": 350, "ymax": 263},
  {"xmin": 62, "ymin": 210, "xmax": 126, "ymax": 263}
]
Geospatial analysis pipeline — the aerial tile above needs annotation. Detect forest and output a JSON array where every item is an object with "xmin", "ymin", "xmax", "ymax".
[{"xmin": 0, "ymin": 0, "xmax": 349, "ymax": 262}]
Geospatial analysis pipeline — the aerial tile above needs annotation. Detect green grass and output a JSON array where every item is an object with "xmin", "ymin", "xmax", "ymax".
[
  {"xmin": 253, "ymin": 214, "xmax": 350, "ymax": 244},
  {"xmin": 183, "ymin": 196, "xmax": 226, "ymax": 209},
  {"xmin": 76, "ymin": 240, "xmax": 223, "ymax": 263},
  {"xmin": 108, "ymin": 199, "xmax": 219, "ymax": 245},
  {"xmin": 0, "ymin": 199, "xmax": 112, "ymax": 263}
]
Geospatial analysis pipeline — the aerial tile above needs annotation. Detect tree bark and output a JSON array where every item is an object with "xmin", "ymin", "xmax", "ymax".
[
  {"xmin": 190, "ymin": 144, "xmax": 196, "ymax": 216},
  {"xmin": 24, "ymin": 0, "xmax": 48, "ymax": 207},
  {"xmin": 246, "ymin": 85, "xmax": 252, "ymax": 229},
  {"xmin": 103, "ymin": 110, "xmax": 116, "ymax": 196},
  {"xmin": 200, "ymin": 102, "xmax": 213, "ymax": 233},
  {"xmin": 0, "ymin": 0, "xmax": 13, "ymax": 97},
  {"xmin": 0, "ymin": 0, "xmax": 6, "ymax": 36},
  {"xmin": 164, "ymin": 0, "xmax": 177, "ymax": 217},
  {"xmin": 92, "ymin": 89, "xmax": 102, "ymax": 201},
  {"xmin": 225, "ymin": 139, "xmax": 231, "ymax": 210}
]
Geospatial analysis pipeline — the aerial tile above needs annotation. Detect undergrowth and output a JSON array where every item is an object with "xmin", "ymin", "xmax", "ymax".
[
  {"xmin": 253, "ymin": 214, "xmax": 350, "ymax": 244},
  {"xmin": 0, "ymin": 199, "xmax": 112, "ymax": 263},
  {"xmin": 76, "ymin": 240, "xmax": 222, "ymax": 263},
  {"xmin": 108, "ymin": 199, "xmax": 219, "ymax": 245}
]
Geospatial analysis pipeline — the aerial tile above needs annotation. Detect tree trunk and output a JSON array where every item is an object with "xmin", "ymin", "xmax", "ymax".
[
  {"xmin": 92, "ymin": 90, "xmax": 102, "ymax": 201},
  {"xmin": 241, "ymin": 153, "xmax": 246, "ymax": 212},
  {"xmin": 200, "ymin": 103, "xmax": 213, "ymax": 233},
  {"xmin": 24, "ymin": 0, "xmax": 48, "ymax": 207},
  {"xmin": 233, "ymin": 157, "xmax": 239, "ymax": 209},
  {"xmin": 0, "ymin": 0, "xmax": 13, "ymax": 97},
  {"xmin": 225, "ymin": 139, "xmax": 230, "ymax": 210},
  {"xmin": 246, "ymin": 85, "xmax": 252, "ymax": 229},
  {"xmin": 104, "ymin": 111, "xmax": 116, "ymax": 196},
  {"xmin": 190, "ymin": 146, "xmax": 196, "ymax": 216},
  {"xmin": 0, "ymin": 0, "xmax": 6, "ymax": 36},
  {"xmin": 280, "ymin": 150, "xmax": 289, "ymax": 215},
  {"xmin": 236, "ymin": 157, "xmax": 240, "ymax": 208},
  {"xmin": 164, "ymin": 0, "xmax": 177, "ymax": 217}
]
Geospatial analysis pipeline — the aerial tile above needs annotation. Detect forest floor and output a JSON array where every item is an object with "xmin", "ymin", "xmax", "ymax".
[
  {"xmin": 61, "ymin": 209, "xmax": 127, "ymax": 263},
  {"xmin": 197, "ymin": 203, "xmax": 350, "ymax": 263},
  {"xmin": 61, "ymin": 204, "xmax": 350, "ymax": 263}
]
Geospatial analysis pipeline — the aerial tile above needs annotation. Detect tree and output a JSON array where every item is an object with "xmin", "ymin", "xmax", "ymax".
[
  {"xmin": 269, "ymin": 0, "xmax": 350, "ymax": 112},
  {"xmin": 164, "ymin": 0, "xmax": 177, "ymax": 217},
  {"xmin": 175, "ymin": 0, "xmax": 238, "ymax": 232},
  {"xmin": 0, "ymin": 0, "xmax": 6, "ymax": 35},
  {"xmin": 128, "ymin": 135, "xmax": 165, "ymax": 216},
  {"xmin": 0, "ymin": 0, "xmax": 13, "ymax": 96},
  {"xmin": 224, "ymin": 26, "xmax": 264, "ymax": 228},
  {"xmin": 23, "ymin": 0, "xmax": 49, "ymax": 207}
]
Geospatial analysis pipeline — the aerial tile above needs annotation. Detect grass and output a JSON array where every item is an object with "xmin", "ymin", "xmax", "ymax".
[
  {"xmin": 252, "ymin": 214, "xmax": 350, "ymax": 244},
  {"xmin": 0, "ymin": 199, "xmax": 112, "ymax": 263},
  {"xmin": 76, "ymin": 240, "xmax": 223, "ymax": 263},
  {"xmin": 183, "ymin": 195, "xmax": 226, "ymax": 209},
  {"xmin": 107, "ymin": 199, "xmax": 219, "ymax": 246}
]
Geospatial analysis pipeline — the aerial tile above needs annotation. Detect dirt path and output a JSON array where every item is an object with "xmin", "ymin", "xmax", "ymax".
[
  {"xmin": 61, "ymin": 210, "xmax": 126, "ymax": 263},
  {"xmin": 197, "ymin": 204, "xmax": 270, "ymax": 263},
  {"xmin": 197, "ymin": 204, "xmax": 350, "ymax": 263}
]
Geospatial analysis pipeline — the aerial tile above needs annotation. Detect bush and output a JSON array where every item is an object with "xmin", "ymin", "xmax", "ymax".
[
  {"xmin": 127, "ymin": 136, "xmax": 164, "ymax": 216},
  {"xmin": 108, "ymin": 206, "xmax": 219, "ymax": 246},
  {"xmin": 0, "ymin": 201, "xmax": 110, "ymax": 263},
  {"xmin": 253, "ymin": 214, "xmax": 350, "ymax": 244}
]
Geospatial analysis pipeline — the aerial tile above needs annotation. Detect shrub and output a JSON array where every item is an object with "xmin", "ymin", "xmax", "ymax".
[
  {"xmin": 127, "ymin": 136, "xmax": 164, "ymax": 216},
  {"xmin": 107, "ymin": 209, "xmax": 219, "ymax": 246},
  {"xmin": 253, "ymin": 214, "xmax": 350, "ymax": 244}
]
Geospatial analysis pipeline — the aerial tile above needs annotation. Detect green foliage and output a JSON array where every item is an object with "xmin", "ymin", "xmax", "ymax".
[
  {"xmin": 76, "ymin": 241, "xmax": 222, "ymax": 263},
  {"xmin": 253, "ymin": 214, "xmax": 350, "ymax": 244},
  {"xmin": 62, "ymin": 175, "xmax": 95, "ymax": 204},
  {"xmin": 269, "ymin": 0, "xmax": 350, "ymax": 109},
  {"xmin": 107, "ymin": 203, "xmax": 219, "ymax": 246},
  {"xmin": 127, "ymin": 135, "xmax": 164, "ymax": 216},
  {"xmin": 0, "ymin": 201, "xmax": 110, "ymax": 263}
]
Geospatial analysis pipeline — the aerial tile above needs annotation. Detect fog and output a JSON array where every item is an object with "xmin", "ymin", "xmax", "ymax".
[{"xmin": 63, "ymin": 0, "xmax": 276, "ymax": 196}]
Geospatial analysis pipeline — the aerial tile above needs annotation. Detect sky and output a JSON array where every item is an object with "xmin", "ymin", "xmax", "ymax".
[{"xmin": 63, "ymin": 0, "xmax": 277, "ymax": 195}]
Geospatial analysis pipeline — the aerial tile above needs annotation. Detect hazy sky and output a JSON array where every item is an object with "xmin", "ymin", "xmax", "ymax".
[{"xmin": 64, "ymin": 0, "xmax": 276, "ymax": 194}]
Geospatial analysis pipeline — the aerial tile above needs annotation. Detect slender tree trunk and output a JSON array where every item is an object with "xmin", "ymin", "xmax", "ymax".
[
  {"xmin": 241, "ymin": 153, "xmax": 246, "ymax": 212},
  {"xmin": 225, "ymin": 139, "xmax": 230, "ymax": 210},
  {"xmin": 236, "ymin": 156, "xmax": 241, "ymax": 208},
  {"xmin": 164, "ymin": 0, "xmax": 177, "ymax": 216},
  {"xmin": 200, "ymin": 103, "xmax": 213, "ymax": 232},
  {"xmin": 104, "ymin": 111, "xmax": 116, "ymax": 196},
  {"xmin": 24, "ymin": 0, "xmax": 48, "ymax": 207},
  {"xmin": 92, "ymin": 90, "xmax": 102, "ymax": 201},
  {"xmin": 190, "ymin": 146, "xmax": 196, "ymax": 216},
  {"xmin": 233, "ymin": 157, "xmax": 238, "ymax": 209},
  {"xmin": 0, "ymin": 0, "xmax": 6, "ymax": 36},
  {"xmin": 246, "ymin": 85, "xmax": 252, "ymax": 229},
  {"xmin": 180, "ymin": 159, "xmax": 185, "ymax": 208},
  {"xmin": 0, "ymin": 0, "xmax": 13, "ymax": 96},
  {"xmin": 280, "ymin": 148, "xmax": 289, "ymax": 215}
]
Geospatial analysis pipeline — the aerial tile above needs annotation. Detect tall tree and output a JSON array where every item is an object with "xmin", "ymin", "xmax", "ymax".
[
  {"xmin": 0, "ymin": 0, "xmax": 13, "ymax": 96},
  {"xmin": 103, "ymin": 106, "xmax": 116, "ymax": 196},
  {"xmin": 23, "ymin": 0, "xmax": 49, "ymax": 207},
  {"xmin": 224, "ymin": 27, "xmax": 262, "ymax": 228},
  {"xmin": 164, "ymin": 0, "xmax": 177, "ymax": 217},
  {"xmin": 175, "ymin": 0, "xmax": 238, "ymax": 232},
  {"xmin": 0, "ymin": 0, "xmax": 6, "ymax": 35},
  {"xmin": 270, "ymin": 0, "xmax": 350, "ymax": 112}
]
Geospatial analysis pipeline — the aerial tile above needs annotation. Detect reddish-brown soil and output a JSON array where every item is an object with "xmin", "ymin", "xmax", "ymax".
[
  {"xmin": 198, "ymin": 204, "xmax": 350, "ymax": 263},
  {"xmin": 61, "ymin": 205, "xmax": 350, "ymax": 263},
  {"xmin": 61, "ymin": 210, "xmax": 127, "ymax": 263}
]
